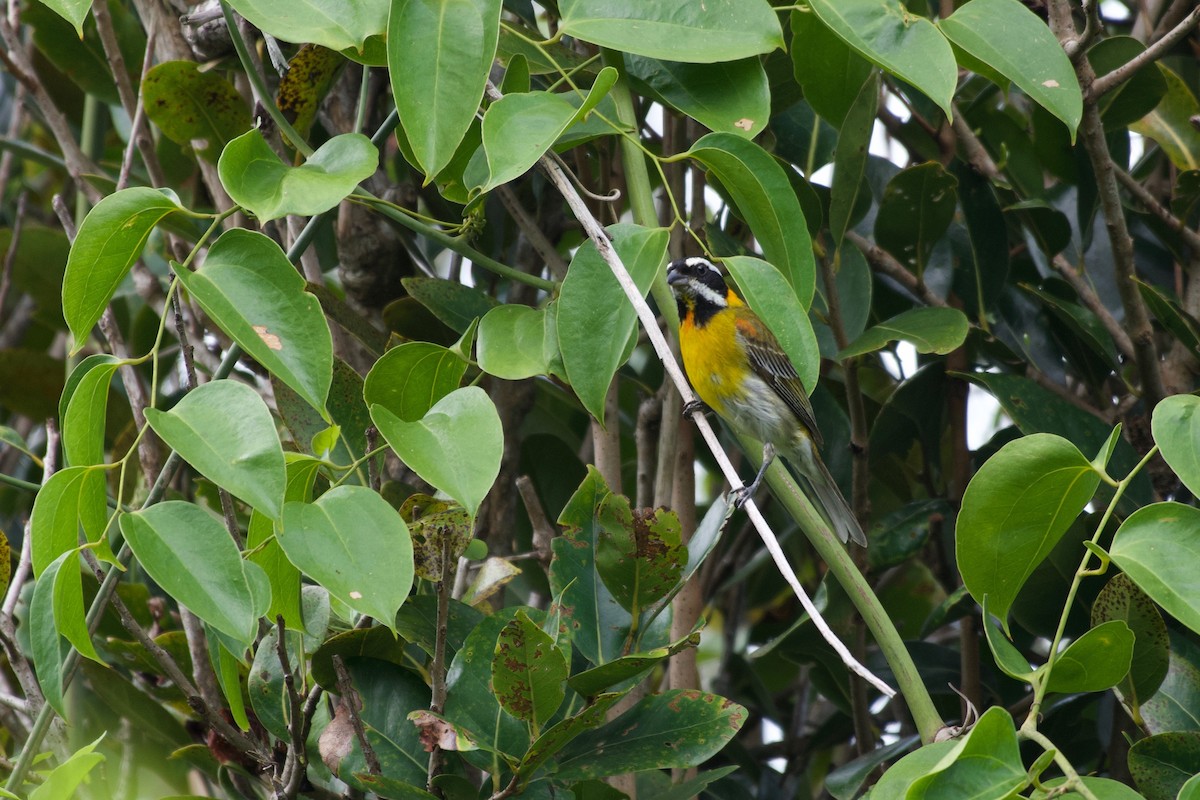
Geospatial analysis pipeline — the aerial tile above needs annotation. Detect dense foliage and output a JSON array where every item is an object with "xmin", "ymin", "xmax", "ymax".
[{"xmin": 2, "ymin": 0, "xmax": 1200, "ymax": 798}]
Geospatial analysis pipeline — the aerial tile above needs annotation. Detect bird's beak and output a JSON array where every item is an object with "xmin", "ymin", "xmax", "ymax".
[{"xmin": 666, "ymin": 267, "xmax": 685, "ymax": 286}]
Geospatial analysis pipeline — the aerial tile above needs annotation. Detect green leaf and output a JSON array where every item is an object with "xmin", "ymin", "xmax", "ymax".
[
  {"xmin": 1044, "ymin": 620, "xmax": 1134, "ymax": 694},
  {"xmin": 1091, "ymin": 573, "xmax": 1169, "ymax": 709},
  {"xmin": 873, "ymin": 162, "xmax": 959, "ymax": 276},
  {"xmin": 61, "ymin": 355, "xmax": 121, "ymax": 467},
  {"xmin": 36, "ymin": 0, "xmax": 90, "ymax": 35},
  {"xmin": 688, "ymin": 133, "xmax": 814, "ymax": 304},
  {"xmin": 49, "ymin": 550, "xmax": 100, "ymax": 663},
  {"xmin": 141, "ymin": 61, "xmax": 250, "ymax": 163},
  {"xmin": 276, "ymin": 45, "xmax": 346, "ymax": 139},
  {"xmin": 567, "ymin": 634, "xmax": 700, "ymax": 698},
  {"xmin": 724, "ymin": 255, "xmax": 821, "ymax": 392},
  {"xmin": 388, "ymin": 0, "xmax": 501, "ymax": 177},
  {"xmin": 553, "ymin": 690, "xmax": 746, "ymax": 779},
  {"xmin": 790, "ymin": 9, "xmax": 872, "ymax": 129},
  {"xmin": 558, "ymin": 0, "xmax": 783, "ymax": 63},
  {"xmin": 477, "ymin": 304, "xmax": 555, "ymax": 380},
  {"xmin": 828, "ymin": 71, "xmax": 878, "ymax": 252},
  {"xmin": 956, "ymin": 433, "xmax": 1100, "ymax": 629},
  {"xmin": 468, "ymin": 70, "xmax": 617, "ymax": 193},
  {"xmin": 827, "ymin": 736, "xmax": 920, "ymax": 800},
  {"xmin": 872, "ymin": 741, "xmax": 959, "ymax": 796},
  {"xmin": 981, "ymin": 596, "xmax": 1036, "ymax": 683},
  {"xmin": 492, "ymin": 612, "xmax": 568, "ymax": 730},
  {"xmin": 218, "ymin": 130, "xmax": 378, "ymax": 221},
  {"xmin": 28, "ymin": 734, "xmax": 106, "ymax": 800},
  {"xmin": 30, "ymin": 553, "xmax": 74, "ymax": 715},
  {"xmin": 939, "ymin": 0, "xmax": 1082, "ymax": 136},
  {"xmin": 371, "ymin": 387, "xmax": 502, "ymax": 519},
  {"xmin": 807, "ymin": 0, "xmax": 956, "ymax": 118},
  {"xmin": 120, "ymin": 502, "xmax": 266, "ymax": 646},
  {"xmin": 1181, "ymin": 774, "xmax": 1200, "ymax": 800},
  {"xmin": 1089, "ymin": 37, "xmax": 1168, "ymax": 129},
  {"xmin": 1152, "ymin": 394, "xmax": 1200, "ymax": 497},
  {"xmin": 557, "ymin": 223, "xmax": 668, "ymax": 423},
  {"xmin": 1139, "ymin": 280, "xmax": 1200, "ymax": 359},
  {"xmin": 174, "ymin": 228, "xmax": 333, "ymax": 416},
  {"xmin": 400, "ymin": 495, "xmax": 472, "ymax": 582},
  {"xmin": 29, "ymin": 466, "xmax": 106, "ymax": 576},
  {"xmin": 551, "ymin": 467, "xmax": 635, "ymax": 667},
  {"xmin": 248, "ymin": 626, "xmax": 302, "ymax": 741},
  {"xmin": 279, "ymin": 485, "xmax": 414, "ymax": 633},
  {"xmin": 225, "ymin": 0, "xmax": 387, "ymax": 50},
  {"xmin": 1132, "ymin": 66, "xmax": 1200, "ymax": 172},
  {"xmin": 595, "ymin": 499, "xmax": 686, "ymax": 615},
  {"xmin": 402, "ymin": 276, "xmax": 498, "ymax": 333},
  {"xmin": 1129, "ymin": 732, "xmax": 1200, "ymax": 800},
  {"xmin": 517, "ymin": 694, "xmax": 623, "ymax": 779},
  {"xmin": 62, "ymin": 187, "xmax": 182, "ymax": 352},
  {"xmin": 839, "ymin": 307, "xmax": 969, "ymax": 360},
  {"xmin": 625, "ymin": 56, "xmax": 770, "ymax": 138},
  {"xmin": 1111, "ymin": 503, "xmax": 1200, "ymax": 638},
  {"xmin": 338, "ymin": 661, "xmax": 432, "ymax": 791},
  {"xmin": 246, "ymin": 455, "xmax": 322, "ymax": 631},
  {"xmin": 1033, "ymin": 777, "xmax": 1146, "ymax": 799},
  {"xmin": 363, "ymin": 342, "xmax": 467, "ymax": 423},
  {"xmin": 907, "ymin": 707, "xmax": 1027, "ymax": 796},
  {"xmin": 145, "ymin": 380, "xmax": 286, "ymax": 519}
]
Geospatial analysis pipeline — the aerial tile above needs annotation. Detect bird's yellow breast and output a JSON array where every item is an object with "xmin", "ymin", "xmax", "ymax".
[{"xmin": 679, "ymin": 305, "xmax": 748, "ymax": 419}]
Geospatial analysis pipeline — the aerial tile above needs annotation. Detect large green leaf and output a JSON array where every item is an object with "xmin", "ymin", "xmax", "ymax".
[
  {"xmin": 625, "ymin": 56, "xmax": 770, "ymax": 138},
  {"xmin": 279, "ymin": 486, "xmax": 414, "ymax": 633},
  {"xmin": 174, "ymin": 228, "xmax": 333, "ymax": 417},
  {"xmin": 557, "ymin": 223, "xmax": 667, "ymax": 424},
  {"xmin": 1044, "ymin": 620, "xmax": 1134, "ymax": 694},
  {"xmin": 363, "ymin": 342, "xmax": 467, "ymax": 422},
  {"xmin": 873, "ymin": 162, "xmax": 958, "ymax": 276},
  {"xmin": 29, "ymin": 466, "xmax": 106, "ymax": 576},
  {"xmin": 1091, "ymin": 573, "xmax": 1169, "ymax": 710},
  {"xmin": 61, "ymin": 355, "xmax": 121, "ymax": 467},
  {"xmin": 839, "ymin": 307, "xmax": 970, "ymax": 360},
  {"xmin": 466, "ymin": 70, "xmax": 617, "ymax": 194},
  {"xmin": 1129, "ymin": 732, "xmax": 1200, "ymax": 800},
  {"xmin": 371, "ymin": 387, "xmax": 503, "ymax": 519},
  {"xmin": 1111, "ymin": 503, "xmax": 1200, "ymax": 638},
  {"xmin": 553, "ymin": 690, "xmax": 746, "ymax": 779},
  {"xmin": 1152, "ymin": 394, "xmax": 1200, "ymax": 498},
  {"xmin": 62, "ymin": 188, "xmax": 183, "ymax": 352},
  {"xmin": 225, "ymin": 0, "xmax": 387, "ymax": 50},
  {"xmin": 141, "ymin": 62, "xmax": 251, "ymax": 162},
  {"xmin": 491, "ymin": 612, "xmax": 568, "ymax": 731},
  {"xmin": 558, "ymin": 0, "xmax": 783, "ymax": 63},
  {"xmin": 906, "ymin": 707, "xmax": 1026, "ymax": 796},
  {"xmin": 477, "ymin": 303, "xmax": 556, "ymax": 380},
  {"xmin": 828, "ymin": 71, "xmax": 878, "ymax": 252},
  {"xmin": 218, "ymin": 130, "xmax": 378, "ymax": 221},
  {"xmin": 388, "ymin": 0, "xmax": 501, "ymax": 177},
  {"xmin": 790, "ymin": 9, "xmax": 872, "ymax": 128},
  {"xmin": 517, "ymin": 694, "xmax": 623, "ymax": 779},
  {"xmin": 119, "ymin": 502, "xmax": 266, "ymax": 646},
  {"xmin": 145, "ymin": 380, "xmax": 286, "ymax": 519},
  {"xmin": 807, "ymin": 0, "xmax": 956, "ymax": 118},
  {"xmin": 688, "ymin": 134, "xmax": 814, "ymax": 304},
  {"xmin": 27, "ymin": 735, "xmax": 106, "ymax": 800},
  {"xmin": 595, "ymin": 500, "xmax": 685, "ymax": 616},
  {"xmin": 35, "ymin": 0, "xmax": 89, "ymax": 34},
  {"xmin": 29, "ymin": 553, "xmax": 71, "ymax": 715},
  {"xmin": 46, "ymin": 551, "xmax": 99, "ymax": 664},
  {"xmin": 939, "ymin": 0, "xmax": 1082, "ymax": 135},
  {"xmin": 956, "ymin": 433, "xmax": 1100, "ymax": 628},
  {"xmin": 1089, "ymin": 37, "xmax": 1168, "ymax": 129},
  {"xmin": 1132, "ymin": 66, "xmax": 1200, "ymax": 172},
  {"xmin": 724, "ymin": 255, "xmax": 821, "ymax": 392}
]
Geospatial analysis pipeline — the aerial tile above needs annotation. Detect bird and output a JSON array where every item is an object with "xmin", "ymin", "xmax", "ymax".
[{"xmin": 666, "ymin": 256, "xmax": 867, "ymax": 546}]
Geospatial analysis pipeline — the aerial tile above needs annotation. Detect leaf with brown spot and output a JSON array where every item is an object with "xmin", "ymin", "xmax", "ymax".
[
  {"xmin": 595, "ymin": 499, "xmax": 685, "ymax": 616},
  {"xmin": 399, "ymin": 494, "xmax": 472, "ymax": 581},
  {"xmin": 276, "ymin": 44, "xmax": 346, "ymax": 139},
  {"xmin": 142, "ymin": 61, "xmax": 250, "ymax": 162},
  {"xmin": 491, "ymin": 611, "xmax": 567, "ymax": 733}
]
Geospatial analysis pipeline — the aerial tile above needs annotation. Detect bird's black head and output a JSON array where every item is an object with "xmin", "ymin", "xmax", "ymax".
[{"xmin": 667, "ymin": 257, "xmax": 729, "ymax": 326}]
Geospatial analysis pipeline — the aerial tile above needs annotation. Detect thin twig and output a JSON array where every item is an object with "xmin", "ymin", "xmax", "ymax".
[
  {"xmin": 0, "ymin": 191, "xmax": 27, "ymax": 314},
  {"xmin": 274, "ymin": 616, "xmax": 306, "ymax": 796},
  {"xmin": 331, "ymin": 655, "xmax": 380, "ymax": 775},
  {"xmin": 117, "ymin": 22, "xmax": 161, "ymax": 191},
  {"xmin": 496, "ymin": 185, "xmax": 568, "ymax": 279},
  {"xmin": 845, "ymin": 230, "xmax": 949, "ymax": 309},
  {"xmin": 516, "ymin": 475, "xmax": 555, "ymax": 568},
  {"xmin": 1114, "ymin": 166, "xmax": 1200, "ymax": 253},
  {"xmin": 1091, "ymin": 5, "xmax": 1200, "ymax": 98}
]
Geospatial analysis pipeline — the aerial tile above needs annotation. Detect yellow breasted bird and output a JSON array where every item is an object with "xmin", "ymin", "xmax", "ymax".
[{"xmin": 667, "ymin": 256, "xmax": 867, "ymax": 546}]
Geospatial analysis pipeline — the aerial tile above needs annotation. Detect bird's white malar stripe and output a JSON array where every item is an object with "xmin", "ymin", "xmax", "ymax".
[{"xmin": 689, "ymin": 278, "xmax": 727, "ymax": 308}]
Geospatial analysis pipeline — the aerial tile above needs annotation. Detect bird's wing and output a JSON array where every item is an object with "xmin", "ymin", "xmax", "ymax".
[{"xmin": 736, "ymin": 319, "xmax": 824, "ymax": 449}]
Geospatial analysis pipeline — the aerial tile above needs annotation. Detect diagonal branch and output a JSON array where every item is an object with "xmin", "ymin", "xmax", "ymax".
[{"xmin": 1090, "ymin": 6, "xmax": 1200, "ymax": 98}]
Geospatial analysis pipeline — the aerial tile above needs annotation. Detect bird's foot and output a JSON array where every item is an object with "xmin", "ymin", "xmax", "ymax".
[{"xmin": 682, "ymin": 399, "xmax": 710, "ymax": 418}]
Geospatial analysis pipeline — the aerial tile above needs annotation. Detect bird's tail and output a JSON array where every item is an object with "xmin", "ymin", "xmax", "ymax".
[{"xmin": 793, "ymin": 448, "xmax": 867, "ymax": 547}]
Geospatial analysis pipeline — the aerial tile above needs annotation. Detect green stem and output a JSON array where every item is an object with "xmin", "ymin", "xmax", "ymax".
[
  {"xmin": 1018, "ymin": 727, "xmax": 1101, "ymax": 800},
  {"xmin": 748, "ymin": 436, "xmax": 944, "ymax": 743},
  {"xmin": 1025, "ymin": 444, "xmax": 1159, "ymax": 727},
  {"xmin": 220, "ymin": 0, "xmax": 313, "ymax": 157}
]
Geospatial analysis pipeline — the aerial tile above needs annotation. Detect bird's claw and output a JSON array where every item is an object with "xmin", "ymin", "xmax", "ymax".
[
  {"xmin": 682, "ymin": 399, "xmax": 709, "ymax": 418},
  {"xmin": 730, "ymin": 480, "xmax": 760, "ymax": 510}
]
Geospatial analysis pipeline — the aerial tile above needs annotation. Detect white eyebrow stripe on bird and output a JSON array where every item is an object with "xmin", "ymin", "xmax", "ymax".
[{"xmin": 684, "ymin": 256, "xmax": 714, "ymax": 270}]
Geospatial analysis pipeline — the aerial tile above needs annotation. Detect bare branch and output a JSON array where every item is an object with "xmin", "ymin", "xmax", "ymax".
[{"xmin": 1091, "ymin": 6, "xmax": 1200, "ymax": 98}]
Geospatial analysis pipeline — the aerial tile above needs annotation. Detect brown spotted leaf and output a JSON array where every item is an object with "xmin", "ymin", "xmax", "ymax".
[
  {"xmin": 277, "ymin": 44, "xmax": 346, "ymax": 139},
  {"xmin": 399, "ymin": 494, "xmax": 472, "ymax": 581},
  {"xmin": 595, "ymin": 499, "xmax": 685, "ymax": 615},
  {"xmin": 142, "ymin": 61, "xmax": 251, "ymax": 162},
  {"xmin": 491, "ymin": 611, "xmax": 567, "ymax": 732}
]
